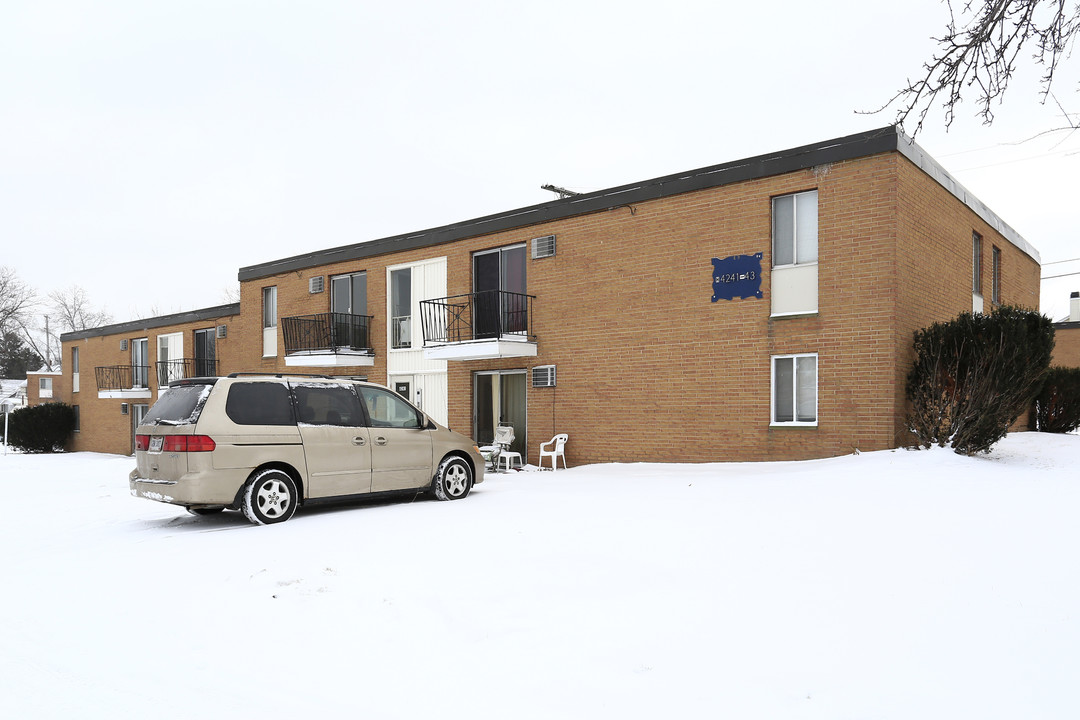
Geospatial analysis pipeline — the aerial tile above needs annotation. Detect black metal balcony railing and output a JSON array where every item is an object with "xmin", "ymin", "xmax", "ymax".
[
  {"xmin": 156, "ymin": 358, "xmax": 220, "ymax": 386},
  {"xmin": 420, "ymin": 290, "xmax": 535, "ymax": 345},
  {"xmin": 95, "ymin": 365, "xmax": 152, "ymax": 392},
  {"xmin": 281, "ymin": 312, "xmax": 374, "ymax": 355}
]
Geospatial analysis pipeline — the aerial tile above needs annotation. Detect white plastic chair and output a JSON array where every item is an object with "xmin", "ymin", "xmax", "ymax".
[
  {"xmin": 480, "ymin": 424, "xmax": 516, "ymax": 472},
  {"xmin": 538, "ymin": 433, "xmax": 568, "ymax": 470}
]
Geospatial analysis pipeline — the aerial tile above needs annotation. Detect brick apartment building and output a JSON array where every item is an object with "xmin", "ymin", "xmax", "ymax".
[{"xmin": 51, "ymin": 126, "xmax": 1042, "ymax": 462}]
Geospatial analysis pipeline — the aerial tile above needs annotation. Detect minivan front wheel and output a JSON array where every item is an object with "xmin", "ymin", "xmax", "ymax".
[
  {"xmin": 433, "ymin": 456, "xmax": 473, "ymax": 501},
  {"xmin": 242, "ymin": 469, "xmax": 299, "ymax": 525}
]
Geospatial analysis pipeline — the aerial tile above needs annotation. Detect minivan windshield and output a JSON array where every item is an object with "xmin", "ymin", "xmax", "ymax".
[{"xmin": 141, "ymin": 383, "xmax": 214, "ymax": 426}]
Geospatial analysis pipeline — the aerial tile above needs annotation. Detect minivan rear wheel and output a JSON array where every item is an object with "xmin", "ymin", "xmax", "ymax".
[
  {"xmin": 433, "ymin": 456, "xmax": 473, "ymax": 501},
  {"xmin": 242, "ymin": 469, "xmax": 299, "ymax": 525}
]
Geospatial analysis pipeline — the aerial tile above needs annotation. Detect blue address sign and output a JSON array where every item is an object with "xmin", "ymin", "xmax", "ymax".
[{"xmin": 711, "ymin": 253, "xmax": 763, "ymax": 302}]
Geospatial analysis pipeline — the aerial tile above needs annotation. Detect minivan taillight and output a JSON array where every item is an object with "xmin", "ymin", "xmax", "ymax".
[
  {"xmin": 135, "ymin": 434, "xmax": 150, "ymax": 451},
  {"xmin": 162, "ymin": 435, "xmax": 217, "ymax": 452}
]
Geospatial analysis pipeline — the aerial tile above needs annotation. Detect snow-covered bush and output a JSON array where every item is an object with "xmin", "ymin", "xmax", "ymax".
[
  {"xmin": 1031, "ymin": 366, "xmax": 1080, "ymax": 434},
  {"xmin": 6, "ymin": 402, "xmax": 77, "ymax": 453},
  {"xmin": 906, "ymin": 306, "xmax": 1054, "ymax": 455}
]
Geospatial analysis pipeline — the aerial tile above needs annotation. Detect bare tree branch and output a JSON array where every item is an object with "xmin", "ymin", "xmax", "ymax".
[
  {"xmin": 874, "ymin": 0, "xmax": 1080, "ymax": 135},
  {"xmin": 0, "ymin": 266, "xmax": 37, "ymax": 334},
  {"xmin": 48, "ymin": 285, "xmax": 112, "ymax": 333}
]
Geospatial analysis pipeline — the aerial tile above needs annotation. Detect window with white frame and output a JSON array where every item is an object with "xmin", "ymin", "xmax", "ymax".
[
  {"xmin": 772, "ymin": 190, "xmax": 818, "ymax": 267},
  {"xmin": 262, "ymin": 286, "xmax": 278, "ymax": 357},
  {"xmin": 771, "ymin": 190, "xmax": 818, "ymax": 316},
  {"xmin": 390, "ymin": 268, "xmax": 411, "ymax": 349},
  {"xmin": 772, "ymin": 353, "xmax": 817, "ymax": 425},
  {"xmin": 39, "ymin": 377, "xmax": 53, "ymax": 399}
]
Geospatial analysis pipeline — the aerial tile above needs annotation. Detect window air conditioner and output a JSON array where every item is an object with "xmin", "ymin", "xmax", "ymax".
[
  {"xmin": 217, "ymin": 325, "xmax": 228, "ymax": 339},
  {"xmin": 309, "ymin": 276, "xmax": 325, "ymax": 294},
  {"xmin": 531, "ymin": 235, "xmax": 556, "ymax": 259},
  {"xmin": 532, "ymin": 365, "xmax": 556, "ymax": 388}
]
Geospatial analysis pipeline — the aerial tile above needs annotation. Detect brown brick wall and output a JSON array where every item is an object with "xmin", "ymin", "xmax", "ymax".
[
  {"xmin": 62, "ymin": 313, "xmax": 241, "ymax": 455},
  {"xmin": 1053, "ymin": 325, "xmax": 1080, "ymax": 368},
  {"xmin": 894, "ymin": 160, "xmax": 1042, "ymax": 440},
  {"xmin": 26, "ymin": 372, "xmax": 64, "ymax": 406},
  {"xmin": 64, "ymin": 148, "xmax": 1042, "ymax": 463}
]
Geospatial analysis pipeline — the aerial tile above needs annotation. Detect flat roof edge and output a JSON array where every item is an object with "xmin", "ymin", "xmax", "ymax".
[
  {"xmin": 238, "ymin": 125, "xmax": 1037, "ymax": 280},
  {"xmin": 238, "ymin": 126, "xmax": 904, "ymax": 281},
  {"xmin": 894, "ymin": 131, "xmax": 1039, "ymax": 263},
  {"xmin": 60, "ymin": 303, "xmax": 241, "ymax": 342}
]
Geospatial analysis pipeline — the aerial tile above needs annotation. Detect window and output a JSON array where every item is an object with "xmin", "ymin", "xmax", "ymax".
[
  {"xmin": 294, "ymin": 384, "xmax": 363, "ymax": 426},
  {"xmin": 142, "ymin": 383, "xmax": 213, "ymax": 426},
  {"xmin": 39, "ymin": 377, "xmax": 53, "ymax": 399},
  {"xmin": 390, "ymin": 268, "xmax": 411, "ymax": 349},
  {"xmin": 473, "ymin": 244, "xmax": 527, "ymax": 337},
  {"xmin": 73, "ymin": 405, "xmax": 80, "ymax": 432},
  {"xmin": 772, "ymin": 190, "xmax": 818, "ymax": 267},
  {"xmin": 262, "ymin": 286, "xmax": 277, "ymax": 329},
  {"xmin": 357, "ymin": 385, "xmax": 422, "ymax": 429},
  {"xmin": 194, "ymin": 328, "xmax": 216, "ymax": 377},
  {"xmin": 131, "ymin": 338, "xmax": 149, "ymax": 389},
  {"xmin": 72, "ymin": 347, "xmax": 80, "ymax": 394},
  {"xmin": 972, "ymin": 233, "xmax": 983, "ymax": 295},
  {"xmin": 771, "ymin": 190, "xmax": 818, "ymax": 316},
  {"xmin": 331, "ymin": 272, "xmax": 367, "ymax": 317},
  {"xmin": 262, "ymin": 286, "xmax": 278, "ymax": 357},
  {"xmin": 772, "ymin": 354, "xmax": 817, "ymax": 425},
  {"xmin": 992, "ymin": 246, "xmax": 1002, "ymax": 305},
  {"xmin": 225, "ymin": 382, "xmax": 294, "ymax": 426}
]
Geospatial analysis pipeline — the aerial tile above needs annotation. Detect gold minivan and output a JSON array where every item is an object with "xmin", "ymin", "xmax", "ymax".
[{"xmin": 130, "ymin": 374, "xmax": 485, "ymax": 524}]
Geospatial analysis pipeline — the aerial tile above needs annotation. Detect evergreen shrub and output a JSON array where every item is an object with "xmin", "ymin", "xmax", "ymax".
[
  {"xmin": 906, "ymin": 306, "xmax": 1054, "ymax": 455},
  {"xmin": 1031, "ymin": 366, "xmax": 1080, "ymax": 434},
  {"xmin": 6, "ymin": 402, "xmax": 77, "ymax": 453}
]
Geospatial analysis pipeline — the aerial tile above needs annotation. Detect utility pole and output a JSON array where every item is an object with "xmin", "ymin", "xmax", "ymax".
[{"xmin": 44, "ymin": 316, "xmax": 51, "ymax": 369}]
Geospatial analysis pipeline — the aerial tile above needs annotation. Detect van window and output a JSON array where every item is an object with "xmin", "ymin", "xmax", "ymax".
[
  {"xmin": 142, "ymin": 383, "xmax": 214, "ymax": 426},
  {"xmin": 357, "ymin": 386, "xmax": 421, "ymax": 429},
  {"xmin": 226, "ymin": 382, "xmax": 294, "ymax": 426},
  {"xmin": 294, "ymin": 384, "xmax": 363, "ymax": 426}
]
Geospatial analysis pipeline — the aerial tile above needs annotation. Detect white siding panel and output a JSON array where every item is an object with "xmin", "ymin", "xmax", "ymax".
[{"xmin": 771, "ymin": 264, "xmax": 818, "ymax": 316}]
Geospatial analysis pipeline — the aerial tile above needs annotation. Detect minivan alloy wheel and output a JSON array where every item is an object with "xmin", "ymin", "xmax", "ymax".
[
  {"xmin": 433, "ymin": 456, "xmax": 473, "ymax": 501},
  {"xmin": 242, "ymin": 469, "xmax": 299, "ymax": 525}
]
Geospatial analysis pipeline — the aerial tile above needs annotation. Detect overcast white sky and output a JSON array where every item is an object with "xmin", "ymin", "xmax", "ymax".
[{"xmin": 2, "ymin": 0, "xmax": 1078, "ymax": 329}]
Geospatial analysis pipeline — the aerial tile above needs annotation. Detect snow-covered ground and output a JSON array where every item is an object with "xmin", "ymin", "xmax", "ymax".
[{"xmin": 2, "ymin": 433, "xmax": 1078, "ymax": 719}]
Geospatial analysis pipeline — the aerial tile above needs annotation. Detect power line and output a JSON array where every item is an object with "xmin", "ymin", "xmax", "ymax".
[{"xmin": 1041, "ymin": 270, "xmax": 1080, "ymax": 280}]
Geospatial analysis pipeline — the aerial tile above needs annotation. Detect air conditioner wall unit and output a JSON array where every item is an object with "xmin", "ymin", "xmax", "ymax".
[
  {"xmin": 532, "ymin": 365, "xmax": 556, "ymax": 388},
  {"xmin": 531, "ymin": 235, "xmax": 556, "ymax": 259}
]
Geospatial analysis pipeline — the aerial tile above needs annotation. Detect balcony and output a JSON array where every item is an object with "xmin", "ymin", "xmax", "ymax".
[
  {"xmin": 95, "ymin": 365, "xmax": 152, "ymax": 399},
  {"xmin": 281, "ymin": 312, "xmax": 375, "ymax": 367},
  {"xmin": 420, "ymin": 290, "xmax": 538, "ymax": 361},
  {"xmin": 156, "ymin": 358, "xmax": 220, "ymax": 386}
]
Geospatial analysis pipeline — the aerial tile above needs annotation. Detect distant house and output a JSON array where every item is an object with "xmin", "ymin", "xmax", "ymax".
[
  {"xmin": 1, "ymin": 378, "xmax": 28, "ymax": 413},
  {"xmin": 56, "ymin": 126, "xmax": 1042, "ymax": 462},
  {"xmin": 1051, "ymin": 292, "xmax": 1080, "ymax": 369}
]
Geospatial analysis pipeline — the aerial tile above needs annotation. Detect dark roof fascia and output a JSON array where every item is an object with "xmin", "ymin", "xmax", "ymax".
[
  {"xmin": 60, "ymin": 303, "xmax": 241, "ymax": 343},
  {"xmin": 1054, "ymin": 320, "xmax": 1080, "ymax": 329},
  {"xmin": 238, "ymin": 126, "xmax": 905, "ymax": 282}
]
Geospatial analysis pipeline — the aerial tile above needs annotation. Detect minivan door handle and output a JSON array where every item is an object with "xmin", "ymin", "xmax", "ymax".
[
  {"xmin": 352, "ymin": 437, "xmax": 366, "ymax": 446},
  {"xmin": 374, "ymin": 436, "xmax": 388, "ymax": 446}
]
